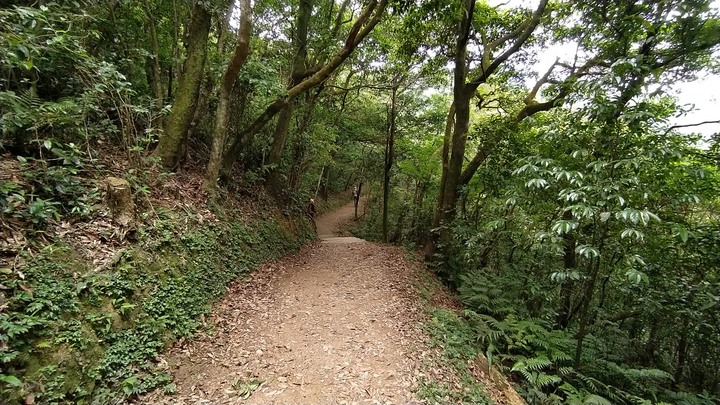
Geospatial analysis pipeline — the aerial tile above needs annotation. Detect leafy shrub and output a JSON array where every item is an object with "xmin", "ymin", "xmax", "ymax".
[
  {"xmin": 0, "ymin": 207, "xmax": 314, "ymax": 403},
  {"xmin": 2, "ymin": 142, "xmax": 99, "ymax": 227}
]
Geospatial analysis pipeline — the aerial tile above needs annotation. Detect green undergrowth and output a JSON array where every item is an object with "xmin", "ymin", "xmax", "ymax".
[
  {"xmin": 419, "ymin": 306, "xmax": 492, "ymax": 405},
  {"xmin": 0, "ymin": 205, "xmax": 314, "ymax": 404},
  {"xmin": 408, "ymin": 257, "xmax": 492, "ymax": 405}
]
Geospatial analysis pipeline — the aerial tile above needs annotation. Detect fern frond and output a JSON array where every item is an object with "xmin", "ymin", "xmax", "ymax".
[
  {"xmin": 583, "ymin": 394, "xmax": 613, "ymax": 405},
  {"xmin": 525, "ymin": 355, "xmax": 553, "ymax": 371},
  {"xmin": 551, "ymin": 349, "xmax": 573, "ymax": 363},
  {"xmin": 558, "ymin": 366, "xmax": 574, "ymax": 375},
  {"xmin": 621, "ymin": 367, "xmax": 673, "ymax": 382},
  {"xmin": 536, "ymin": 372, "xmax": 563, "ymax": 388}
]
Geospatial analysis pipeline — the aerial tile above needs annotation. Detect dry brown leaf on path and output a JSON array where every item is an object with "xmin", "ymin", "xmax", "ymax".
[{"xmin": 140, "ymin": 200, "xmax": 511, "ymax": 405}]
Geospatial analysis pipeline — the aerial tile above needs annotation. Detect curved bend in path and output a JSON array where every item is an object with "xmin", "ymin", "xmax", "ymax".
[{"xmin": 144, "ymin": 201, "xmax": 428, "ymax": 404}]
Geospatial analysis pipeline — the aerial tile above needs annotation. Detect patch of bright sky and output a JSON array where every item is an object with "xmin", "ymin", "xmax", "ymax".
[{"xmin": 487, "ymin": 0, "xmax": 720, "ymax": 136}]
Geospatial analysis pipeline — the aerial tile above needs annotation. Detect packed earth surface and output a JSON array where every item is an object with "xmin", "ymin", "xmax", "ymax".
[{"xmin": 142, "ymin": 200, "xmax": 436, "ymax": 404}]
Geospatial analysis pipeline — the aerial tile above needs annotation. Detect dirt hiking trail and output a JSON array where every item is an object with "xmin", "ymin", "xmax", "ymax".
[{"xmin": 143, "ymin": 200, "xmax": 431, "ymax": 404}]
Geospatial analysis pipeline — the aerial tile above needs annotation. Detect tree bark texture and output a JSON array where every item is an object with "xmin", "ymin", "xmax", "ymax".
[
  {"xmin": 382, "ymin": 85, "xmax": 398, "ymax": 243},
  {"xmin": 153, "ymin": 4, "xmax": 211, "ymax": 169},
  {"xmin": 424, "ymin": 102, "xmax": 455, "ymax": 260},
  {"xmin": 205, "ymin": 0, "xmax": 253, "ymax": 188},
  {"xmin": 556, "ymin": 210, "xmax": 577, "ymax": 329},
  {"xmin": 435, "ymin": 0, "xmax": 474, "ymax": 252},
  {"xmin": 143, "ymin": 0, "xmax": 164, "ymax": 116},
  {"xmin": 266, "ymin": 0, "xmax": 312, "ymax": 189}
]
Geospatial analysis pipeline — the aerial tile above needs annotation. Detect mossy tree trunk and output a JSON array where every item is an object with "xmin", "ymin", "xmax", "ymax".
[
  {"xmin": 382, "ymin": 84, "xmax": 398, "ymax": 243},
  {"xmin": 184, "ymin": 2, "xmax": 235, "ymax": 166},
  {"xmin": 153, "ymin": 3, "xmax": 211, "ymax": 169},
  {"xmin": 556, "ymin": 210, "xmax": 577, "ymax": 329},
  {"xmin": 266, "ymin": 0, "xmax": 312, "ymax": 190},
  {"xmin": 423, "ymin": 103, "xmax": 454, "ymax": 260},
  {"xmin": 143, "ymin": 0, "xmax": 164, "ymax": 120},
  {"xmin": 205, "ymin": 0, "xmax": 253, "ymax": 189}
]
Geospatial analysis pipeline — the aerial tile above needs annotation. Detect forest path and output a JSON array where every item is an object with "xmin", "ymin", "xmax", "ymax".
[{"xmin": 144, "ymin": 200, "xmax": 429, "ymax": 404}]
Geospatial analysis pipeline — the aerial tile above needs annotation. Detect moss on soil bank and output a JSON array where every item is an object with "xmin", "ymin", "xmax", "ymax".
[{"xmin": 0, "ymin": 205, "xmax": 315, "ymax": 404}]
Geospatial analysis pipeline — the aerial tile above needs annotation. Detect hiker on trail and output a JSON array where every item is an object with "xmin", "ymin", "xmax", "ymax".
[
  {"xmin": 352, "ymin": 182, "xmax": 363, "ymax": 219},
  {"xmin": 353, "ymin": 184, "xmax": 362, "ymax": 205},
  {"xmin": 307, "ymin": 198, "xmax": 317, "ymax": 219}
]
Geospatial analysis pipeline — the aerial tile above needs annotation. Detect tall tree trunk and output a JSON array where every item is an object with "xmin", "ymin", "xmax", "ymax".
[
  {"xmin": 412, "ymin": 181, "xmax": 426, "ymax": 240},
  {"xmin": 143, "ymin": 0, "xmax": 164, "ymax": 119},
  {"xmin": 354, "ymin": 182, "xmax": 363, "ymax": 220},
  {"xmin": 424, "ymin": 102, "xmax": 455, "ymax": 260},
  {"xmin": 167, "ymin": 65, "xmax": 173, "ymax": 99},
  {"xmin": 434, "ymin": 0, "xmax": 474, "ymax": 256},
  {"xmin": 205, "ymin": 0, "xmax": 253, "ymax": 188},
  {"xmin": 216, "ymin": 0, "xmax": 234, "ymax": 53},
  {"xmin": 184, "ymin": 2, "xmax": 235, "ymax": 166},
  {"xmin": 573, "ymin": 227, "xmax": 607, "ymax": 369},
  {"xmin": 267, "ymin": 0, "xmax": 312, "ymax": 189},
  {"xmin": 170, "ymin": 0, "xmax": 182, "ymax": 92},
  {"xmin": 321, "ymin": 165, "xmax": 330, "ymax": 199},
  {"xmin": 556, "ymin": 210, "xmax": 577, "ymax": 328},
  {"xmin": 314, "ymin": 166, "xmax": 325, "ymax": 200},
  {"xmin": 673, "ymin": 318, "xmax": 690, "ymax": 388},
  {"xmin": 287, "ymin": 132, "xmax": 309, "ymax": 192},
  {"xmin": 282, "ymin": 94, "xmax": 320, "ymax": 194},
  {"xmin": 267, "ymin": 103, "xmax": 295, "ymax": 178},
  {"xmin": 425, "ymin": 0, "xmax": 548, "ymax": 262},
  {"xmin": 182, "ymin": 74, "xmax": 211, "ymax": 165},
  {"xmin": 382, "ymin": 85, "xmax": 398, "ymax": 243},
  {"xmin": 153, "ymin": 4, "xmax": 211, "ymax": 169}
]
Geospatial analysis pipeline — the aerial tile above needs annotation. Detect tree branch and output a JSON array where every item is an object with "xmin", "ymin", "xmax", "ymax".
[
  {"xmin": 220, "ymin": 0, "xmax": 252, "ymax": 92},
  {"xmin": 326, "ymin": 83, "xmax": 394, "ymax": 92},
  {"xmin": 663, "ymin": 120, "xmax": 720, "ymax": 136},
  {"xmin": 516, "ymin": 58, "xmax": 598, "ymax": 121},
  {"xmin": 467, "ymin": 0, "xmax": 549, "ymax": 89},
  {"xmin": 524, "ymin": 58, "xmax": 559, "ymax": 104},
  {"xmin": 233, "ymin": 0, "xmax": 388, "ymax": 148},
  {"xmin": 331, "ymin": 0, "xmax": 352, "ymax": 38}
]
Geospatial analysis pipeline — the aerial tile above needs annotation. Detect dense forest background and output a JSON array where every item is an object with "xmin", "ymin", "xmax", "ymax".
[{"xmin": 1, "ymin": 0, "xmax": 720, "ymax": 403}]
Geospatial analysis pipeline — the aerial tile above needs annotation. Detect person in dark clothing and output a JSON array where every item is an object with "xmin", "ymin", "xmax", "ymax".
[{"xmin": 307, "ymin": 198, "xmax": 317, "ymax": 219}]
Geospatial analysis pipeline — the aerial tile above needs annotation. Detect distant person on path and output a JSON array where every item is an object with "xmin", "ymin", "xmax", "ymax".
[
  {"xmin": 307, "ymin": 198, "xmax": 317, "ymax": 219},
  {"xmin": 352, "ymin": 182, "xmax": 362, "ymax": 219}
]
